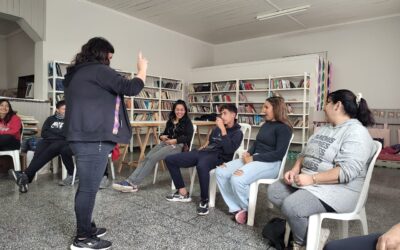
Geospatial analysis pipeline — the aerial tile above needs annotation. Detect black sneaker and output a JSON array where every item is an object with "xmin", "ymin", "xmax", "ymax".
[
  {"xmin": 165, "ymin": 190, "xmax": 192, "ymax": 202},
  {"xmin": 92, "ymin": 227, "xmax": 106, "ymax": 238},
  {"xmin": 91, "ymin": 222, "xmax": 106, "ymax": 238},
  {"xmin": 70, "ymin": 236, "xmax": 111, "ymax": 250},
  {"xmin": 9, "ymin": 169, "xmax": 28, "ymax": 193},
  {"xmin": 197, "ymin": 200, "xmax": 209, "ymax": 215}
]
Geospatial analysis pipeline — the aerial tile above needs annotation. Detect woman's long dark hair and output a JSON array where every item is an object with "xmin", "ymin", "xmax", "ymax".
[
  {"xmin": 327, "ymin": 89, "xmax": 375, "ymax": 127},
  {"xmin": 69, "ymin": 37, "xmax": 114, "ymax": 68},
  {"xmin": 0, "ymin": 99, "xmax": 17, "ymax": 124},
  {"xmin": 168, "ymin": 100, "xmax": 189, "ymax": 122}
]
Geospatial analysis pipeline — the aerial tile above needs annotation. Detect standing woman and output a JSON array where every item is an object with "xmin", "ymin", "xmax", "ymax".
[
  {"xmin": 215, "ymin": 96, "xmax": 292, "ymax": 224},
  {"xmin": 112, "ymin": 99, "xmax": 194, "ymax": 193},
  {"xmin": 64, "ymin": 37, "xmax": 147, "ymax": 250},
  {"xmin": 0, "ymin": 99, "xmax": 22, "ymax": 151}
]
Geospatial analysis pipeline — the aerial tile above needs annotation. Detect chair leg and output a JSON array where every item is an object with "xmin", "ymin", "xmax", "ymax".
[
  {"xmin": 209, "ymin": 170, "xmax": 217, "ymax": 208},
  {"xmin": 247, "ymin": 182, "xmax": 259, "ymax": 226},
  {"xmin": 109, "ymin": 158, "xmax": 115, "ymax": 180},
  {"xmin": 284, "ymin": 222, "xmax": 291, "ymax": 247},
  {"xmin": 306, "ymin": 214, "xmax": 322, "ymax": 250},
  {"xmin": 12, "ymin": 151, "xmax": 21, "ymax": 172},
  {"xmin": 339, "ymin": 220, "xmax": 349, "ymax": 239},
  {"xmin": 189, "ymin": 167, "xmax": 196, "ymax": 196},
  {"xmin": 71, "ymin": 165, "xmax": 77, "ymax": 186},
  {"xmin": 359, "ymin": 207, "xmax": 369, "ymax": 235},
  {"xmin": 153, "ymin": 162, "xmax": 159, "ymax": 184}
]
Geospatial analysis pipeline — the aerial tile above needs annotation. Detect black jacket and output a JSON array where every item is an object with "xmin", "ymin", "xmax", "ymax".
[
  {"xmin": 63, "ymin": 62, "xmax": 144, "ymax": 144},
  {"xmin": 202, "ymin": 122, "xmax": 243, "ymax": 163},
  {"xmin": 41, "ymin": 115, "xmax": 65, "ymax": 141},
  {"xmin": 160, "ymin": 116, "xmax": 194, "ymax": 146}
]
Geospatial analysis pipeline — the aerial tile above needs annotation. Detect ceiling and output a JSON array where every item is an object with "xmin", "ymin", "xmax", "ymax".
[
  {"xmin": 0, "ymin": 18, "xmax": 20, "ymax": 36},
  {"xmin": 88, "ymin": 0, "xmax": 400, "ymax": 44}
]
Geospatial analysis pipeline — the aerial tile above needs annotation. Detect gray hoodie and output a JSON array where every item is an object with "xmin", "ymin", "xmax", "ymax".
[{"xmin": 299, "ymin": 119, "xmax": 376, "ymax": 212}]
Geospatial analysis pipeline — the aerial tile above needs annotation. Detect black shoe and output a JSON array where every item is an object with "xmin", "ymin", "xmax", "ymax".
[
  {"xmin": 70, "ymin": 236, "xmax": 111, "ymax": 250},
  {"xmin": 197, "ymin": 200, "xmax": 209, "ymax": 216},
  {"xmin": 9, "ymin": 169, "xmax": 28, "ymax": 193},
  {"xmin": 91, "ymin": 222, "xmax": 106, "ymax": 238},
  {"xmin": 165, "ymin": 191, "xmax": 192, "ymax": 202},
  {"xmin": 92, "ymin": 227, "xmax": 107, "ymax": 238}
]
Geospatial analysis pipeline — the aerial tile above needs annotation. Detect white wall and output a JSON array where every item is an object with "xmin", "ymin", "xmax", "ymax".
[
  {"xmin": 214, "ymin": 16, "xmax": 400, "ymax": 109},
  {"xmin": 6, "ymin": 30, "xmax": 34, "ymax": 89},
  {"xmin": 39, "ymin": 0, "xmax": 214, "ymax": 99},
  {"xmin": 0, "ymin": 36, "xmax": 7, "ymax": 89}
]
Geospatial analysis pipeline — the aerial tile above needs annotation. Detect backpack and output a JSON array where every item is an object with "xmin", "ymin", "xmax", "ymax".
[{"xmin": 262, "ymin": 217, "xmax": 287, "ymax": 250}]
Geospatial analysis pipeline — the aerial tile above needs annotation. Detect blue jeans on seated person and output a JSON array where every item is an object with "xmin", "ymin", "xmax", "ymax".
[{"xmin": 215, "ymin": 158, "xmax": 280, "ymax": 212}]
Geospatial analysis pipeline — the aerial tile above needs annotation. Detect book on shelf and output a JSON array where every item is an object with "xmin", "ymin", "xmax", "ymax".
[
  {"xmin": 271, "ymin": 78, "xmax": 310, "ymax": 89},
  {"xmin": 298, "ymin": 79, "xmax": 310, "ymax": 88},
  {"xmin": 238, "ymin": 115, "xmax": 263, "ymax": 126},
  {"xmin": 56, "ymin": 93, "xmax": 64, "ymax": 102},
  {"xmin": 133, "ymin": 112, "xmax": 160, "ymax": 121},
  {"xmin": 239, "ymin": 93, "xmax": 248, "ymax": 102},
  {"xmin": 124, "ymin": 98, "xmax": 132, "ymax": 109},
  {"xmin": 212, "ymin": 81, "xmax": 236, "ymax": 91},
  {"xmin": 190, "ymin": 83, "xmax": 211, "ymax": 92},
  {"xmin": 190, "ymin": 105, "xmax": 211, "ymax": 113},
  {"xmin": 213, "ymin": 94, "xmax": 232, "ymax": 102},
  {"xmin": 238, "ymin": 104, "xmax": 256, "ymax": 114},
  {"xmin": 239, "ymin": 81, "xmax": 255, "ymax": 90},
  {"xmin": 134, "ymin": 100, "xmax": 159, "ymax": 110},
  {"xmin": 291, "ymin": 117, "xmax": 308, "ymax": 127},
  {"xmin": 189, "ymin": 95, "xmax": 210, "ymax": 103},
  {"xmin": 155, "ymin": 80, "xmax": 181, "ymax": 90},
  {"xmin": 48, "ymin": 62, "xmax": 63, "ymax": 77},
  {"xmin": 138, "ymin": 89, "xmax": 158, "ymax": 99},
  {"xmin": 48, "ymin": 79, "xmax": 64, "ymax": 91}
]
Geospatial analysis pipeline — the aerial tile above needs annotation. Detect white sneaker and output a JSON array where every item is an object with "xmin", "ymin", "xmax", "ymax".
[
  {"xmin": 292, "ymin": 242, "xmax": 306, "ymax": 250},
  {"xmin": 318, "ymin": 228, "xmax": 330, "ymax": 250}
]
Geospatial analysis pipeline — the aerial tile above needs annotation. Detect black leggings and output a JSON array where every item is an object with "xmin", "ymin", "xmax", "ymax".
[
  {"xmin": 0, "ymin": 135, "xmax": 20, "ymax": 150},
  {"xmin": 69, "ymin": 141, "xmax": 115, "ymax": 238},
  {"xmin": 25, "ymin": 140, "xmax": 74, "ymax": 183},
  {"xmin": 324, "ymin": 233, "xmax": 382, "ymax": 250}
]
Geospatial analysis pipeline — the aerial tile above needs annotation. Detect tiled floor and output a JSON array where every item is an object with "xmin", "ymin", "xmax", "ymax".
[{"xmin": 0, "ymin": 157, "xmax": 399, "ymax": 250}]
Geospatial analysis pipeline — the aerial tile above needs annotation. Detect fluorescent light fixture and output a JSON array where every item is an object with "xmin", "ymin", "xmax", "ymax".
[{"xmin": 256, "ymin": 5, "xmax": 310, "ymax": 21}]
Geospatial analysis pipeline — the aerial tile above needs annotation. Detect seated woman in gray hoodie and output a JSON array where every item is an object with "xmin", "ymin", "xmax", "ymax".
[{"xmin": 268, "ymin": 89, "xmax": 377, "ymax": 250}]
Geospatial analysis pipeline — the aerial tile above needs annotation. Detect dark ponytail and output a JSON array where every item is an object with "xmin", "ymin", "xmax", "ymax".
[
  {"xmin": 356, "ymin": 98, "xmax": 375, "ymax": 127},
  {"xmin": 327, "ymin": 89, "xmax": 375, "ymax": 127}
]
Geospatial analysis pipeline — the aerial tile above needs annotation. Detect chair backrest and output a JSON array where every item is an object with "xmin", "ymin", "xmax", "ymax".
[
  {"xmin": 238, "ymin": 123, "xmax": 251, "ymax": 152},
  {"xmin": 276, "ymin": 134, "xmax": 294, "ymax": 180},
  {"xmin": 353, "ymin": 140, "xmax": 382, "ymax": 213},
  {"xmin": 189, "ymin": 124, "xmax": 197, "ymax": 151}
]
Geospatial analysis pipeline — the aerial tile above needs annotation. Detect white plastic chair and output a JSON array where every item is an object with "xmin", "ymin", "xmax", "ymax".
[
  {"xmin": 154, "ymin": 124, "xmax": 197, "ymax": 184},
  {"xmin": 247, "ymin": 134, "xmax": 294, "ymax": 226},
  {"xmin": 280, "ymin": 141, "xmax": 382, "ymax": 249},
  {"xmin": 304, "ymin": 141, "xmax": 382, "ymax": 250},
  {"xmin": 193, "ymin": 123, "xmax": 251, "ymax": 198},
  {"xmin": 0, "ymin": 122, "xmax": 23, "ymax": 172}
]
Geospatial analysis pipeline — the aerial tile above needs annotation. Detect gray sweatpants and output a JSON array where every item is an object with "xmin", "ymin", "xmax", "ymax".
[
  {"xmin": 127, "ymin": 142, "xmax": 183, "ymax": 185},
  {"xmin": 268, "ymin": 180, "xmax": 328, "ymax": 245}
]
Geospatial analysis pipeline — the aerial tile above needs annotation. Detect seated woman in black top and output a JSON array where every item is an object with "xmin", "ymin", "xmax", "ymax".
[
  {"xmin": 216, "ymin": 96, "xmax": 292, "ymax": 224},
  {"xmin": 112, "ymin": 100, "xmax": 194, "ymax": 193}
]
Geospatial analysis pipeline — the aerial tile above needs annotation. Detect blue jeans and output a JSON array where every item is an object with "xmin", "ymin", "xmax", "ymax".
[
  {"xmin": 216, "ymin": 158, "xmax": 280, "ymax": 212},
  {"xmin": 69, "ymin": 141, "xmax": 115, "ymax": 238}
]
